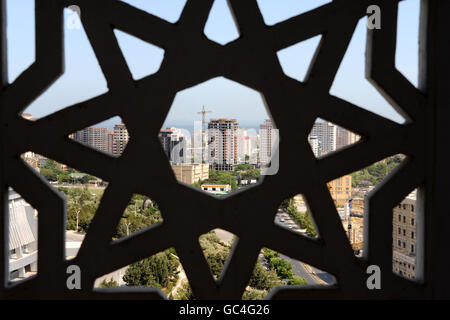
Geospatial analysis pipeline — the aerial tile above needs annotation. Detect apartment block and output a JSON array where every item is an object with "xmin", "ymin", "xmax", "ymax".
[
  {"xmin": 208, "ymin": 119, "xmax": 239, "ymax": 171},
  {"xmin": 113, "ymin": 123, "xmax": 129, "ymax": 155},
  {"xmin": 392, "ymin": 190, "xmax": 417, "ymax": 279},
  {"xmin": 259, "ymin": 119, "xmax": 279, "ymax": 166}
]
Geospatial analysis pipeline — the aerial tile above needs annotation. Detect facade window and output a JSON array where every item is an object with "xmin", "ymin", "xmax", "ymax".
[
  {"xmin": 398, "ymin": 240, "xmax": 401, "ymax": 246},
  {"xmin": 403, "ymin": 216, "xmax": 406, "ymax": 223},
  {"xmin": 403, "ymin": 229, "xmax": 406, "ymax": 236},
  {"xmin": 398, "ymin": 214, "xmax": 401, "ymax": 222},
  {"xmin": 411, "ymin": 218, "xmax": 415, "ymax": 226},
  {"xmin": 411, "ymin": 231, "xmax": 414, "ymax": 239},
  {"xmin": 398, "ymin": 227, "xmax": 401, "ymax": 234},
  {"xmin": 403, "ymin": 242, "xmax": 406, "ymax": 248},
  {"xmin": 411, "ymin": 205, "xmax": 414, "ymax": 212},
  {"xmin": 411, "ymin": 244, "xmax": 415, "ymax": 253},
  {"xmin": 403, "ymin": 204, "xmax": 407, "ymax": 210}
]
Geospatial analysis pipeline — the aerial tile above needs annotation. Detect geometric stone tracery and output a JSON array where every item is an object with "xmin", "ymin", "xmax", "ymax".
[{"xmin": 0, "ymin": 0, "xmax": 430, "ymax": 299}]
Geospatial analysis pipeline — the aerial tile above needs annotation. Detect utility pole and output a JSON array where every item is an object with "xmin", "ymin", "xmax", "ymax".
[
  {"xmin": 197, "ymin": 106, "xmax": 211, "ymax": 164},
  {"xmin": 76, "ymin": 210, "xmax": 80, "ymax": 232}
]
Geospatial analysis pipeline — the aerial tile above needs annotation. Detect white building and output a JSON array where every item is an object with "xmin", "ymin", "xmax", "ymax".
[
  {"xmin": 259, "ymin": 119, "xmax": 279, "ymax": 166},
  {"xmin": 8, "ymin": 189, "xmax": 38, "ymax": 281},
  {"xmin": 208, "ymin": 119, "xmax": 239, "ymax": 171},
  {"xmin": 309, "ymin": 135, "xmax": 320, "ymax": 157},
  {"xmin": 309, "ymin": 120, "xmax": 337, "ymax": 156}
]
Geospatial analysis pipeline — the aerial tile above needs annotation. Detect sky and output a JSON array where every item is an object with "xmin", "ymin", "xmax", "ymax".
[{"xmin": 6, "ymin": 0, "xmax": 420, "ymax": 130}]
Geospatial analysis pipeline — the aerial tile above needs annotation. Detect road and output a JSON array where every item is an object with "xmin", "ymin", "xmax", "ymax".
[{"xmin": 212, "ymin": 217, "xmax": 335, "ymax": 286}]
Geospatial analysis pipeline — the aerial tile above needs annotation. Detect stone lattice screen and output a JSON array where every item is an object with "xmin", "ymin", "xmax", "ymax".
[{"xmin": 0, "ymin": 0, "xmax": 448, "ymax": 299}]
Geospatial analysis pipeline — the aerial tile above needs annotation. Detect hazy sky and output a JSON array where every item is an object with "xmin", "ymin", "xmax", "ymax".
[{"xmin": 6, "ymin": 0, "xmax": 420, "ymax": 130}]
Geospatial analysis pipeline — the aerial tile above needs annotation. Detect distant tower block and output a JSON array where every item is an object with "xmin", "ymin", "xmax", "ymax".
[{"xmin": 197, "ymin": 106, "xmax": 212, "ymax": 164}]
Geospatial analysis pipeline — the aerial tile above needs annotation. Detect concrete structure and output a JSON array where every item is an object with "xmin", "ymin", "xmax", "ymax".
[
  {"xmin": 208, "ymin": 119, "xmax": 239, "ymax": 171},
  {"xmin": 259, "ymin": 119, "xmax": 279, "ymax": 167},
  {"xmin": 8, "ymin": 189, "xmax": 38, "ymax": 281},
  {"xmin": 392, "ymin": 190, "xmax": 417, "ymax": 279},
  {"xmin": 171, "ymin": 163, "xmax": 209, "ymax": 185},
  {"xmin": 113, "ymin": 123, "xmax": 129, "ymax": 155}
]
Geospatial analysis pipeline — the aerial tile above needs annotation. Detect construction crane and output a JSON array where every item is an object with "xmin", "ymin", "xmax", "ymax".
[{"xmin": 197, "ymin": 106, "xmax": 212, "ymax": 164}]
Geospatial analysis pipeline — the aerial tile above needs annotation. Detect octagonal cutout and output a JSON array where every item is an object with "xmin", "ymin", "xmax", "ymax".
[
  {"xmin": 308, "ymin": 118, "xmax": 361, "ymax": 158},
  {"xmin": 69, "ymin": 117, "xmax": 129, "ymax": 156},
  {"xmin": 7, "ymin": 188, "xmax": 38, "ymax": 284},
  {"xmin": 328, "ymin": 154, "xmax": 405, "ymax": 256},
  {"xmin": 22, "ymin": 152, "xmax": 107, "ymax": 260},
  {"xmin": 392, "ymin": 188, "xmax": 422, "ymax": 282},
  {"xmin": 243, "ymin": 248, "xmax": 335, "ymax": 300},
  {"xmin": 160, "ymin": 77, "xmax": 278, "ymax": 197},
  {"xmin": 276, "ymin": 195, "xmax": 318, "ymax": 239},
  {"xmin": 113, "ymin": 194, "xmax": 163, "ymax": 240},
  {"xmin": 95, "ymin": 247, "xmax": 191, "ymax": 299}
]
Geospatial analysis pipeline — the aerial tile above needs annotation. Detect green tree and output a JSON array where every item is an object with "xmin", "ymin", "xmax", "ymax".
[
  {"xmin": 99, "ymin": 278, "xmax": 118, "ymax": 288},
  {"xmin": 173, "ymin": 282, "xmax": 194, "ymax": 300},
  {"xmin": 269, "ymin": 257, "xmax": 294, "ymax": 280},
  {"xmin": 123, "ymin": 251, "xmax": 179, "ymax": 288},
  {"xmin": 242, "ymin": 288, "xmax": 267, "ymax": 300},
  {"xmin": 248, "ymin": 261, "xmax": 281, "ymax": 291},
  {"xmin": 288, "ymin": 276, "xmax": 307, "ymax": 285}
]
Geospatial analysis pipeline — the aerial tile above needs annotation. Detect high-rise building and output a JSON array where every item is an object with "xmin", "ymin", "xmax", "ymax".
[
  {"xmin": 309, "ymin": 136, "xmax": 320, "ymax": 157},
  {"xmin": 336, "ymin": 126, "xmax": 359, "ymax": 150},
  {"xmin": 113, "ymin": 123, "xmax": 129, "ymax": 155},
  {"xmin": 309, "ymin": 121, "xmax": 337, "ymax": 156},
  {"xmin": 73, "ymin": 127, "xmax": 110, "ymax": 153},
  {"xmin": 158, "ymin": 127, "xmax": 187, "ymax": 164},
  {"xmin": 259, "ymin": 119, "xmax": 278, "ymax": 166},
  {"xmin": 236, "ymin": 128, "xmax": 253, "ymax": 164},
  {"xmin": 107, "ymin": 130, "xmax": 114, "ymax": 154},
  {"xmin": 208, "ymin": 119, "xmax": 239, "ymax": 171}
]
